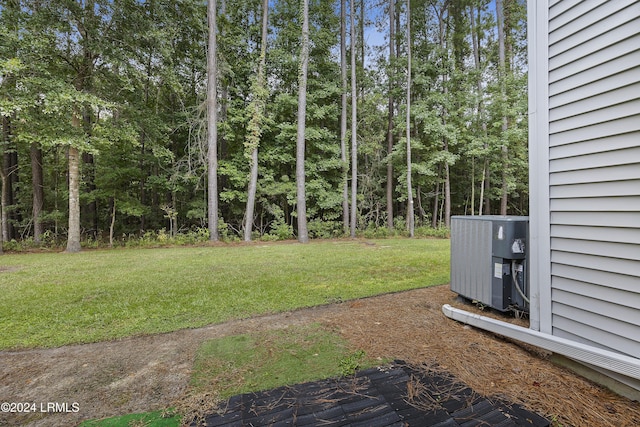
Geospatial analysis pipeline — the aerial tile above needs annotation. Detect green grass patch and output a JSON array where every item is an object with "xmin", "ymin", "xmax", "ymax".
[
  {"xmin": 191, "ymin": 323, "xmax": 375, "ymax": 398},
  {"xmin": 78, "ymin": 410, "xmax": 180, "ymax": 427},
  {"xmin": 0, "ymin": 238, "xmax": 450, "ymax": 349}
]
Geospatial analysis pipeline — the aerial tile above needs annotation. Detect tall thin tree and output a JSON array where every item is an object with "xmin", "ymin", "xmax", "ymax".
[
  {"xmin": 349, "ymin": 0, "xmax": 357, "ymax": 238},
  {"xmin": 439, "ymin": 3, "xmax": 451, "ymax": 228},
  {"xmin": 207, "ymin": 0, "xmax": 219, "ymax": 241},
  {"xmin": 2, "ymin": 123, "xmax": 17, "ymax": 244},
  {"xmin": 66, "ymin": 0, "xmax": 100, "ymax": 253},
  {"xmin": 0, "ymin": 0, "xmax": 18, "ymax": 252},
  {"xmin": 243, "ymin": 0, "xmax": 269, "ymax": 241},
  {"xmin": 386, "ymin": 0, "xmax": 396, "ymax": 230},
  {"xmin": 340, "ymin": 0, "xmax": 349, "ymax": 232},
  {"xmin": 66, "ymin": 137, "xmax": 82, "ymax": 252},
  {"xmin": 497, "ymin": 0, "xmax": 508, "ymax": 215},
  {"xmin": 295, "ymin": 0, "xmax": 310, "ymax": 243},
  {"xmin": 0, "ymin": 117, "xmax": 8, "ymax": 254},
  {"xmin": 31, "ymin": 143, "xmax": 44, "ymax": 242},
  {"xmin": 470, "ymin": 3, "xmax": 487, "ymax": 216},
  {"xmin": 405, "ymin": 0, "xmax": 414, "ymax": 237}
]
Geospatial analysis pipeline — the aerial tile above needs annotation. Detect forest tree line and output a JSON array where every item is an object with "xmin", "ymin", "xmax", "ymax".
[{"xmin": 0, "ymin": 0, "xmax": 527, "ymax": 251}]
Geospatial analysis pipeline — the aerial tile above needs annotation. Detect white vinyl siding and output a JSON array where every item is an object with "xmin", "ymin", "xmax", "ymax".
[{"xmin": 546, "ymin": 0, "xmax": 640, "ymax": 367}]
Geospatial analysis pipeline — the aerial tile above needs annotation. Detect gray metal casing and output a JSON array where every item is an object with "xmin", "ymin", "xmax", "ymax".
[{"xmin": 450, "ymin": 216, "xmax": 529, "ymax": 311}]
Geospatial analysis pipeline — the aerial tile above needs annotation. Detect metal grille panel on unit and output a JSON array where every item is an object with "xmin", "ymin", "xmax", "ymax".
[{"xmin": 450, "ymin": 216, "xmax": 529, "ymax": 313}]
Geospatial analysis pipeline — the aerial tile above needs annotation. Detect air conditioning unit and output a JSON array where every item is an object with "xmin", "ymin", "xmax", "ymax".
[{"xmin": 450, "ymin": 216, "xmax": 529, "ymax": 312}]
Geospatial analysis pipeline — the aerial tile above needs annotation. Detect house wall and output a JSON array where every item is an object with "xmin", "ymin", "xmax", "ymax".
[{"xmin": 529, "ymin": 0, "xmax": 640, "ymax": 390}]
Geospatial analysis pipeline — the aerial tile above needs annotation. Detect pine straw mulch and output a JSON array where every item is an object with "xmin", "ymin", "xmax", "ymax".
[{"xmin": 322, "ymin": 285, "xmax": 640, "ymax": 427}]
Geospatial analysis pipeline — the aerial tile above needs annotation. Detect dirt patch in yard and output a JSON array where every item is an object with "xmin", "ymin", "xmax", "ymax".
[{"xmin": 1, "ymin": 285, "xmax": 639, "ymax": 426}]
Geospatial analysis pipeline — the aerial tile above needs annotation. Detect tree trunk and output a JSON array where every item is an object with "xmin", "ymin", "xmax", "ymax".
[
  {"xmin": 358, "ymin": 0, "xmax": 365, "ymax": 100},
  {"xmin": 244, "ymin": 150, "xmax": 259, "ymax": 241},
  {"xmin": 53, "ymin": 148, "xmax": 60, "ymax": 237},
  {"xmin": 2, "ymin": 151, "xmax": 11, "ymax": 243},
  {"xmin": 469, "ymin": 3, "xmax": 491, "ymax": 216},
  {"xmin": 139, "ymin": 50, "xmax": 152, "ymax": 233},
  {"xmin": 441, "ymin": 104, "xmax": 451, "ymax": 227},
  {"xmin": 349, "ymin": 0, "xmax": 358, "ymax": 238},
  {"xmin": 66, "ymin": 145, "xmax": 82, "ymax": 253},
  {"xmin": 219, "ymin": 0, "xmax": 229, "ymax": 162},
  {"xmin": 470, "ymin": 4, "xmax": 487, "ymax": 216},
  {"xmin": 483, "ymin": 164, "xmax": 491, "ymax": 215},
  {"xmin": 386, "ymin": 0, "xmax": 395, "ymax": 230},
  {"xmin": 497, "ymin": 0, "xmax": 508, "ymax": 215},
  {"xmin": 82, "ymin": 152, "xmax": 98, "ymax": 237},
  {"xmin": 432, "ymin": 164, "xmax": 441, "ymax": 228},
  {"xmin": 416, "ymin": 185, "xmax": 425, "ymax": 224},
  {"xmin": 0, "ymin": 0, "xmax": 22, "ymax": 254},
  {"xmin": 0, "ymin": 168, "xmax": 5, "ymax": 254},
  {"xmin": 139, "ymin": 140, "xmax": 146, "ymax": 231},
  {"xmin": 501, "ymin": 145, "xmax": 509, "ymax": 215},
  {"xmin": 405, "ymin": 0, "xmax": 414, "ymax": 237},
  {"xmin": 31, "ymin": 143, "xmax": 44, "ymax": 243},
  {"xmin": 77, "ymin": 0, "xmax": 97, "ymax": 239},
  {"xmin": 2, "ymin": 147, "xmax": 19, "ymax": 242},
  {"xmin": 295, "ymin": 0, "xmax": 310, "ymax": 243},
  {"xmin": 444, "ymin": 157, "xmax": 451, "ymax": 228},
  {"xmin": 66, "ymin": 0, "xmax": 99, "ymax": 252},
  {"xmin": 109, "ymin": 196, "xmax": 116, "ymax": 247},
  {"xmin": 9, "ymin": 151, "xmax": 19, "ymax": 240},
  {"xmin": 435, "ymin": 3, "xmax": 451, "ymax": 228},
  {"xmin": 471, "ymin": 158, "xmax": 475, "ymax": 215},
  {"xmin": 243, "ymin": 0, "xmax": 269, "ymax": 242},
  {"xmin": 479, "ymin": 165, "xmax": 486, "ymax": 216},
  {"xmin": 2, "ymin": 0, "xmax": 19, "ymax": 244},
  {"xmin": 207, "ymin": 0, "xmax": 219, "ymax": 241},
  {"xmin": 172, "ymin": 191, "xmax": 178, "ymax": 237},
  {"xmin": 340, "ymin": 0, "xmax": 349, "ymax": 233},
  {"xmin": 0, "ymin": 168, "xmax": 7, "ymax": 253}
]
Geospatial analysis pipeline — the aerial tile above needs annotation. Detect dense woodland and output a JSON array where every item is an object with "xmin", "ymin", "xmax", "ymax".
[{"xmin": 0, "ymin": 0, "xmax": 527, "ymax": 251}]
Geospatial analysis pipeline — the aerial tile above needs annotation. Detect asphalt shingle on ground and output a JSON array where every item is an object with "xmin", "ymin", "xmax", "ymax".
[{"xmin": 195, "ymin": 362, "xmax": 550, "ymax": 427}]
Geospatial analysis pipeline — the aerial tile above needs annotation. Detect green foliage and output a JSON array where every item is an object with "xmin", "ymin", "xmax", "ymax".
[
  {"xmin": 338, "ymin": 349, "xmax": 367, "ymax": 377},
  {"xmin": 393, "ymin": 216, "xmax": 407, "ymax": 231},
  {"xmin": 117, "ymin": 227, "xmax": 213, "ymax": 248},
  {"xmin": 307, "ymin": 219, "xmax": 344, "ymax": 239},
  {"xmin": 0, "ymin": 0, "xmax": 528, "ymax": 245},
  {"xmin": 363, "ymin": 224, "xmax": 391, "ymax": 239},
  {"xmin": 1, "ymin": 239, "xmax": 21, "ymax": 252},
  {"xmin": 0, "ymin": 227, "xmax": 217, "ymax": 253},
  {"xmin": 415, "ymin": 226, "xmax": 450, "ymax": 239},
  {"xmin": 268, "ymin": 219, "xmax": 293, "ymax": 240}
]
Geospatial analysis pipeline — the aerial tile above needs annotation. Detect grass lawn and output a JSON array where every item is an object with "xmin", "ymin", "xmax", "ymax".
[{"xmin": 0, "ymin": 238, "xmax": 450, "ymax": 350}]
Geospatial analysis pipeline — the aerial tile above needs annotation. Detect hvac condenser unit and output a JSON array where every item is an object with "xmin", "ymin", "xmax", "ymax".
[{"xmin": 450, "ymin": 216, "xmax": 529, "ymax": 312}]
